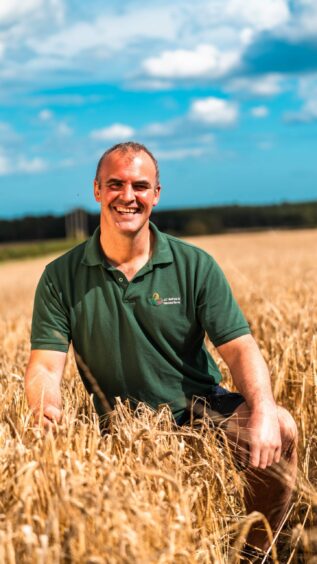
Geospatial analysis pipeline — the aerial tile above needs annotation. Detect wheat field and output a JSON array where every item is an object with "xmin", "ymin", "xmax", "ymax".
[{"xmin": 0, "ymin": 229, "xmax": 316, "ymax": 563}]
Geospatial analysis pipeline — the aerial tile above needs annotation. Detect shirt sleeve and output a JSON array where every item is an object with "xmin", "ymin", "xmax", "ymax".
[
  {"xmin": 31, "ymin": 267, "xmax": 71, "ymax": 352},
  {"xmin": 196, "ymin": 260, "xmax": 250, "ymax": 347}
]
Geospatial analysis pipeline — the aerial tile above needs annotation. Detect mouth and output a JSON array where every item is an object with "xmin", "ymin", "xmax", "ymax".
[{"xmin": 112, "ymin": 206, "xmax": 140, "ymax": 215}]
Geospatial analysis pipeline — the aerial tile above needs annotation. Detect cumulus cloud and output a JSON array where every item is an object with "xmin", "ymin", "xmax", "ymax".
[
  {"xmin": 225, "ymin": 0, "xmax": 290, "ymax": 31},
  {"xmin": 250, "ymin": 106, "xmax": 269, "ymax": 118},
  {"xmin": 17, "ymin": 156, "xmax": 47, "ymax": 173},
  {"xmin": 142, "ymin": 44, "xmax": 240, "ymax": 79},
  {"xmin": 126, "ymin": 79, "xmax": 174, "ymax": 92},
  {"xmin": 38, "ymin": 110, "xmax": 72, "ymax": 136},
  {"xmin": 190, "ymin": 97, "xmax": 238, "ymax": 126},
  {"xmin": 284, "ymin": 74, "xmax": 317, "ymax": 122},
  {"xmin": 140, "ymin": 121, "xmax": 177, "ymax": 138},
  {"xmin": 278, "ymin": 0, "xmax": 317, "ymax": 40},
  {"xmin": 39, "ymin": 109, "xmax": 53, "ymax": 121},
  {"xmin": 28, "ymin": 7, "xmax": 178, "ymax": 58},
  {"xmin": 0, "ymin": 150, "xmax": 47, "ymax": 175},
  {"xmin": 155, "ymin": 147, "xmax": 213, "ymax": 160},
  {"xmin": 0, "ymin": 42, "xmax": 5, "ymax": 59},
  {"xmin": 0, "ymin": 152, "xmax": 10, "ymax": 175},
  {"xmin": 0, "ymin": 0, "xmax": 43, "ymax": 23},
  {"xmin": 0, "ymin": 122, "xmax": 21, "ymax": 144},
  {"xmin": 1, "ymin": 0, "xmax": 315, "ymax": 97},
  {"xmin": 56, "ymin": 122, "xmax": 72, "ymax": 136},
  {"xmin": 228, "ymin": 74, "xmax": 283, "ymax": 96},
  {"xmin": 90, "ymin": 124, "xmax": 135, "ymax": 141}
]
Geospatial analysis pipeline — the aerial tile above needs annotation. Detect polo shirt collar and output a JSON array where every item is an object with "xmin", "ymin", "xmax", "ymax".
[
  {"xmin": 81, "ymin": 221, "xmax": 173, "ymax": 267},
  {"xmin": 81, "ymin": 226, "xmax": 105, "ymax": 267},
  {"xmin": 149, "ymin": 221, "xmax": 173, "ymax": 265}
]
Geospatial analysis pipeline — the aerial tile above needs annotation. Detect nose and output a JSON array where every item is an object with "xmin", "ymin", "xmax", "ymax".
[{"xmin": 119, "ymin": 183, "xmax": 135, "ymax": 202}]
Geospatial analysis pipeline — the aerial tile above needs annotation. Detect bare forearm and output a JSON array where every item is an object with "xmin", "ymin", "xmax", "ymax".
[
  {"xmin": 230, "ymin": 344, "xmax": 274, "ymax": 409},
  {"xmin": 25, "ymin": 367, "xmax": 61, "ymax": 416},
  {"xmin": 217, "ymin": 335, "xmax": 282, "ymax": 468},
  {"xmin": 217, "ymin": 335, "xmax": 275, "ymax": 410},
  {"xmin": 24, "ymin": 350, "xmax": 66, "ymax": 424}
]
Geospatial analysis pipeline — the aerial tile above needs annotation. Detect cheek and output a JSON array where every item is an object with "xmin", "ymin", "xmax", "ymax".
[{"xmin": 140, "ymin": 192, "xmax": 156, "ymax": 205}]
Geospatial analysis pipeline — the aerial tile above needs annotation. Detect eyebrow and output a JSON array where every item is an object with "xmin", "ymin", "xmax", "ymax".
[{"xmin": 105, "ymin": 177, "xmax": 123, "ymax": 184}]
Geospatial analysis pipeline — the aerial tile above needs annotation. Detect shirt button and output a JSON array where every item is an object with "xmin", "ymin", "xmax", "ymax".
[{"xmin": 118, "ymin": 277, "xmax": 124, "ymax": 282}]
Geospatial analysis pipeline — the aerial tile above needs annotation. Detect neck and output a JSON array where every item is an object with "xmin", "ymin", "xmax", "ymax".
[{"xmin": 99, "ymin": 220, "xmax": 153, "ymax": 268}]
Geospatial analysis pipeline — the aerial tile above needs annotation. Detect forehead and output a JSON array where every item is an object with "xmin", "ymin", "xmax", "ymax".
[{"xmin": 99, "ymin": 150, "xmax": 156, "ymax": 179}]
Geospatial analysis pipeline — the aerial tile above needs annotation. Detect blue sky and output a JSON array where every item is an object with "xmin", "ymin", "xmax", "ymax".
[{"xmin": 0, "ymin": 0, "xmax": 317, "ymax": 218}]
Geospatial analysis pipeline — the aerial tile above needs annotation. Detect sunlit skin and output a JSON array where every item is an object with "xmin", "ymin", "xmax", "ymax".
[{"xmin": 93, "ymin": 150, "xmax": 161, "ymax": 280}]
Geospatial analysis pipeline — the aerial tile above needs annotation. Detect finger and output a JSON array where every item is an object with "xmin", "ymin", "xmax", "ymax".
[
  {"xmin": 259, "ymin": 448, "xmax": 269, "ymax": 469},
  {"xmin": 274, "ymin": 446, "xmax": 282, "ymax": 464},
  {"xmin": 249, "ymin": 444, "xmax": 260, "ymax": 468},
  {"xmin": 266, "ymin": 448, "xmax": 275, "ymax": 468},
  {"xmin": 45, "ymin": 405, "xmax": 62, "ymax": 423}
]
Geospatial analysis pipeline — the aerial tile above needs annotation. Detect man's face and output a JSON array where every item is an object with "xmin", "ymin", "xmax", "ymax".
[{"xmin": 94, "ymin": 150, "xmax": 161, "ymax": 235}]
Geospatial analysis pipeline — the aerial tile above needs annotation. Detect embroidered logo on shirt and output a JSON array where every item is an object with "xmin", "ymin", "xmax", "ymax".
[{"xmin": 150, "ymin": 292, "xmax": 181, "ymax": 306}]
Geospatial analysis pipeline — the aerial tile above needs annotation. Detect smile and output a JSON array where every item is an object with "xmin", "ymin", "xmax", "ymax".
[{"xmin": 113, "ymin": 206, "xmax": 139, "ymax": 214}]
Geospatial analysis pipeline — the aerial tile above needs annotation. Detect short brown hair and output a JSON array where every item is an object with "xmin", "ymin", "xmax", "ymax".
[{"xmin": 95, "ymin": 141, "xmax": 160, "ymax": 185}]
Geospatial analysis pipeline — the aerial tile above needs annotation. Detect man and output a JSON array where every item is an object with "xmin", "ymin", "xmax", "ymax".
[{"xmin": 25, "ymin": 141, "xmax": 297, "ymax": 554}]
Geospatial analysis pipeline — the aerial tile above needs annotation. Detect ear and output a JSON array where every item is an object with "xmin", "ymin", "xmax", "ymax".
[
  {"xmin": 153, "ymin": 184, "xmax": 161, "ymax": 207},
  {"xmin": 94, "ymin": 180, "xmax": 101, "ymax": 202}
]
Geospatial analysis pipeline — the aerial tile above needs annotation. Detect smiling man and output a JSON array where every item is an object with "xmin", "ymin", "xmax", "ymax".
[{"xmin": 25, "ymin": 141, "xmax": 297, "ymax": 554}]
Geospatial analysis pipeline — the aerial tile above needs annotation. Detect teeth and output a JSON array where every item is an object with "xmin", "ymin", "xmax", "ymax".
[{"xmin": 114, "ymin": 207, "xmax": 137, "ymax": 214}]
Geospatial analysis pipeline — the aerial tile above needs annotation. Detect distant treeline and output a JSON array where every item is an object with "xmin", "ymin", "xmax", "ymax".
[{"xmin": 1, "ymin": 201, "xmax": 317, "ymax": 243}]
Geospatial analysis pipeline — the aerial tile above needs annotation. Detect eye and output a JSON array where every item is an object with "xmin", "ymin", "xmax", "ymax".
[
  {"xmin": 108, "ymin": 182, "xmax": 122, "ymax": 190},
  {"xmin": 133, "ymin": 184, "xmax": 149, "ymax": 191}
]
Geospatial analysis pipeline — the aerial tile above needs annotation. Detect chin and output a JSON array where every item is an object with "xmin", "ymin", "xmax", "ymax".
[{"xmin": 114, "ymin": 220, "xmax": 147, "ymax": 234}]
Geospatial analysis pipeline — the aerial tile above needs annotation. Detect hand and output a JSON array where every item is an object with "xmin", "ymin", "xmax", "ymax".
[
  {"xmin": 246, "ymin": 404, "xmax": 282, "ymax": 469},
  {"xmin": 34, "ymin": 405, "xmax": 62, "ymax": 432}
]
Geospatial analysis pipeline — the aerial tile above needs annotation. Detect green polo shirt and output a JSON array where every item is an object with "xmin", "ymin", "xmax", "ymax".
[{"xmin": 31, "ymin": 222, "xmax": 250, "ymax": 419}]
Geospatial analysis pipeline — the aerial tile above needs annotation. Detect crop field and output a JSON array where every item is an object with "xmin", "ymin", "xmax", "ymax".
[{"xmin": 0, "ymin": 229, "xmax": 316, "ymax": 563}]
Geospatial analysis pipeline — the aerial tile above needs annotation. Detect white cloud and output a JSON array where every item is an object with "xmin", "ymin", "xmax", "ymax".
[
  {"xmin": 228, "ymin": 74, "xmax": 283, "ymax": 96},
  {"xmin": 47, "ymin": 0, "xmax": 65, "ymax": 26},
  {"xmin": 142, "ymin": 44, "xmax": 240, "ymax": 79},
  {"xmin": 239, "ymin": 27, "xmax": 255, "ymax": 46},
  {"xmin": 0, "ymin": 122, "xmax": 21, "ymax": 143},
  {"xmin": 279, "ymin": 0, "xmax": 317, "ymax": 40},
  {"xmin": 0, "ymin": 151, "xmax": 47, "ymax": 175},
  {"xmin": 141, "ymin": 122, "xmax": 175, "ymax": 137},
  {"xmin": 190, "ymin": 97, "xmax": 238, "ymax": 126},
  {"xmin": 250, "ymin": 106, "xmax": 269, "ymax": 118},
  {"xmin": 56, "ymin": 122, "xmax": 72, "ymax": 136},
  {"xmin": 284, "ymin": 75, "xmax": 317, "ymax": 122},
  {"xmin": 0, "ymin": 0, "xmax": 315, "ymax": 98},
  {"xmin": 126, "ymin": 79, "xmax": 174, "ymax": 92},
  {"xmin": 156, "ymin": 147, "xmax": 212, "ymax": 160},
  {"xmin": 0, "ymin": 152, "xmax": 11, "ymax": 175},
  {"xmin": 226, "ymin": 0, "xmax": 290, "ymax": 31},
  {"xmin": 0, "ymin": 0, "xmax": 43, "ymax": 23},
  {"xmin": 28, "ymin": 7, "xmax": 178, "ymax": 58},
  {"xmin": 90, "ymin": 124, "xmax": 135, "ymax": 141},
  {"xmin": 38, "ymin": 110, "xmax": 72, "ymax": 136},
  {"xmin": 39, "ymin": 109, "xmax": 53, "ymax": 122},
  {"xmin": 17, "ymin": 157, "xmax": 47, "ymax": 173}
]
